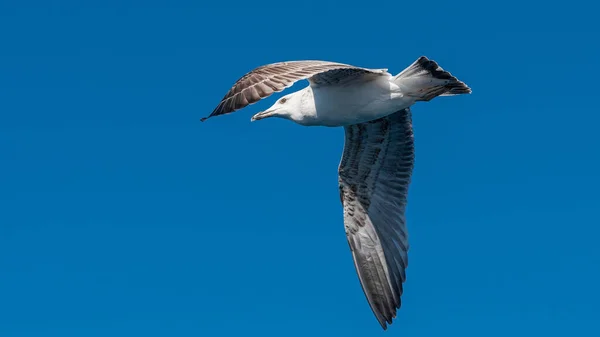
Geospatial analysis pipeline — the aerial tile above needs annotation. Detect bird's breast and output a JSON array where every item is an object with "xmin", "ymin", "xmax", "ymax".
[{"xmin": 309, "ymin": 78, "xmax": 415, "ymax": 127}]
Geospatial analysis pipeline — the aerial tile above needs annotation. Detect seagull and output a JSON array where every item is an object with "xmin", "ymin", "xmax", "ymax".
[{"xmin": 202, "ymin": 56, "xmax": 470, "ymax": 330}]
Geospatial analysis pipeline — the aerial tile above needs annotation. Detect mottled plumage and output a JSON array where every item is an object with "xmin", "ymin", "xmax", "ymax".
[
  {"xmin": 203, "ymin": 56, "xmax": 470, "ymax": 330},
  {"xmin": 339, "ymin": 108, "xmax": 413, "ymax": 329},
  {"xmin": 201, "ymin": 61, "xmax": 388, "ymax": 121}
]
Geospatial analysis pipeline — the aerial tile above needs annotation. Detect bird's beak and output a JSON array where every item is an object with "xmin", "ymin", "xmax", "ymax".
[{"xmin": 251, "ymin": 108, "xmax": 277, "ymax": 122}]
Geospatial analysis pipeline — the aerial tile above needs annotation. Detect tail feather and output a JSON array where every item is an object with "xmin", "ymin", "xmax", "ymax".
[{"xmin": 394, "ymin": 56, "xmax": 471, "ymax": 101}]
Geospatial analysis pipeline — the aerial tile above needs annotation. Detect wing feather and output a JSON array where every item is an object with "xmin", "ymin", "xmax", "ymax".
[
  {"xmin": 338, "ymin": 108, "xmax": 414, "ymax": 330},
  {"xmin": 202, "ymin": 61, "xmax": 388, "ymax": 121}
]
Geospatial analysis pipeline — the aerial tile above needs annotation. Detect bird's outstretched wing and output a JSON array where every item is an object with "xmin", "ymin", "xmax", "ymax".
[
  {"xmin": 203, "ymin": 61, "xmax": 388, "ymax": 121},
  {"xmin": 338, "ymin": 108, "xmax": 414, "ymax": 330}
]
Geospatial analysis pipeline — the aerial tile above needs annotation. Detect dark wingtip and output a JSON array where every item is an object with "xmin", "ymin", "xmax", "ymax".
[
  {"xmin": 200, "ymin": 117, "xmax": 209, "ymax": 122},
  {"xmin": 379, "ymin": 320, "xmax": 389, "ymax": 330}
]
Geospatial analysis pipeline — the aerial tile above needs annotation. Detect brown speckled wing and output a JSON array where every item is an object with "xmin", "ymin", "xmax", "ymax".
[
  {"xmin": 338, "ymin": 108, "xmax": 414, "ymax": 330},
  {"xmin": 202, "ymin": 61, "xmax": 387, "ymax": 121}
]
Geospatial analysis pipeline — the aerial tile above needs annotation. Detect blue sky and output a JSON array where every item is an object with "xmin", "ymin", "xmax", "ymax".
[{"xmin": 1, "ymin": 1, "xmax": 599, "ymax": 336}]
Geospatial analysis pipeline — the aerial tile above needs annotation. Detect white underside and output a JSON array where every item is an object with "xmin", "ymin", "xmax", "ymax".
[{"xmin": 302, "ymin": 74, "xmax": 417, "ymax": 127}]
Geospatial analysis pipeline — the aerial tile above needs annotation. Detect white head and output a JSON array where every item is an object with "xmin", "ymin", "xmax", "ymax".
[{"xmin": 251, "ymin": 89, "xmax": 313, "ymax": 124}]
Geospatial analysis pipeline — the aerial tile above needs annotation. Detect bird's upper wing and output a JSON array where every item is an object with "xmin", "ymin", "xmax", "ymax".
[
  {"xmin": 202, "ymin": 61, "xmax": 388, "ymax": 121},
  {"xmin": 338, "ymin": 108, "xmax": 414, "ymax": 330}
]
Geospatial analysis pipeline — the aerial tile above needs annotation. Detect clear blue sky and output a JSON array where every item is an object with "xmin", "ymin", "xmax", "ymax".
[{"xmin": 1, "ymin": 1, "xmax": 599, "ymax": 336}]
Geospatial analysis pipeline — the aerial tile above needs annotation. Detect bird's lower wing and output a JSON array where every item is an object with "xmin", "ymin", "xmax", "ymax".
[{"xmin": 338, "ymin": 108, "xmax": 414, "ymax": 330}]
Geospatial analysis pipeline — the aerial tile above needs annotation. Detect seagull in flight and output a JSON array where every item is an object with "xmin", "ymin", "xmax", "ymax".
[{"xmin": 202, "ymin": 56, "xmax": 471, "ymax": 330}]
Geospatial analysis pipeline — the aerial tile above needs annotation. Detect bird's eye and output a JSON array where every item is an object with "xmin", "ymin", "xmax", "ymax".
[{"xmin": 280, "ymin": 97, "xmax": 287, "ymax": 104}]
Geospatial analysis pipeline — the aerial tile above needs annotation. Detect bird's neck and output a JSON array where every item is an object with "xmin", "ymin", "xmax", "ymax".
[{"xmin": 298, "ymin": 87, "xmax": 317, "ymax": 119}]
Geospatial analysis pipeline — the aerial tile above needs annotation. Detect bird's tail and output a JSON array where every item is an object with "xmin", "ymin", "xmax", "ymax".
[{"xmin": 393, "ymin": 56, "xmax": 471, "ymax": 101}]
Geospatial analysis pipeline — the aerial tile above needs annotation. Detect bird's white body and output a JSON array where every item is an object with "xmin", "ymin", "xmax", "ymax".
[{"xmin": 295, "ymin": 74, "xmax": 417, "ymax": 127}]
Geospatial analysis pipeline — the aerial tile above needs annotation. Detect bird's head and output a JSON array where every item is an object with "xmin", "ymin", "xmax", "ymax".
[{"xmin": 251, "ymin": 91, "xmax": 307, "ymax": 124}]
